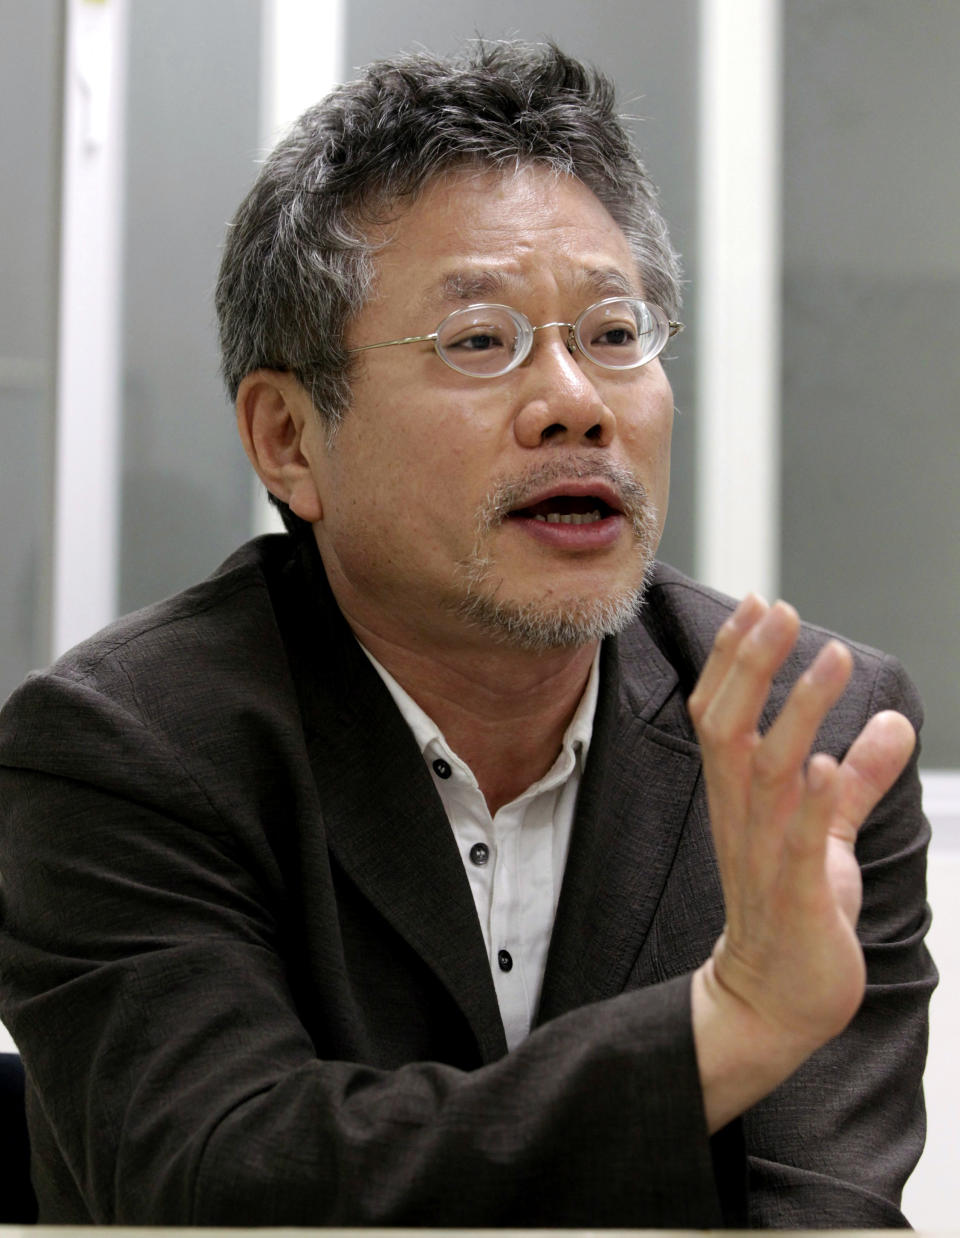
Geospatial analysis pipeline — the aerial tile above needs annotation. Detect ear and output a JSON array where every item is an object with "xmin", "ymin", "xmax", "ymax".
[{"xmin": 235, "ymin": 370, "xmax": 324, "ymax": 524}]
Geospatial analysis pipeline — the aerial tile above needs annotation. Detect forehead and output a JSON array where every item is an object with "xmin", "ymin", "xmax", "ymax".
[{"xmin": 366, "ymin": 165, "xmax": 642, "ymax": 319}]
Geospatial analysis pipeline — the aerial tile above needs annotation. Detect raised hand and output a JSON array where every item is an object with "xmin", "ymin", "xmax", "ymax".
[{"xmin": 687, "ymin": 595, "xmax": 916, "ymax": 1132}]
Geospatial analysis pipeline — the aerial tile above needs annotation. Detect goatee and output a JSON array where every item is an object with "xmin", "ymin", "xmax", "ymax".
[{"xmin": 451, "ymin": 456, "xmax": 658, "ymax": 653}]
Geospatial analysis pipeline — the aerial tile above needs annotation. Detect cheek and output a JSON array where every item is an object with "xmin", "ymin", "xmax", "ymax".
[
  {"xmin": 332, "ymin": 401, "xmax": 499, "ymax": 553},
  {"xmin": 652, "ymin": 395, "xmax": 675, "ymax": 480},
  {"xmin": 618, "ymin": 372, "xmax": 674, "ymax": 477},
  {"xmin": 397, "ymin": 397, "xmax": 506, "ymax": 497},
  {"xmin": 650, "ymin": 401, "xmax": 675, "ymax": 516}
]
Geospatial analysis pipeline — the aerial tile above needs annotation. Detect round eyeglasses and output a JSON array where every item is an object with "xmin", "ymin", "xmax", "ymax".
[{"xmin": 347, "ymin": 297, "xmax": 684, "ymax": 378}]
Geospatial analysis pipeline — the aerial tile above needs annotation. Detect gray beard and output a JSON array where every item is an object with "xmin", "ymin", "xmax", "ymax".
[{"xmin": 451, "ymin": 456, "xmax": 658, "ymax": 653}]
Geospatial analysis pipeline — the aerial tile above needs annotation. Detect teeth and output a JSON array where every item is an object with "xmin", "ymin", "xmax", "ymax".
[{"xmin": 533, "ymin": 510, "xmax": 603, "ymax": 525}]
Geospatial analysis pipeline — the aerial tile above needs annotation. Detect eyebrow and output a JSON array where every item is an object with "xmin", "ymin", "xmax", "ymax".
[
  {"xmin": 579, "ymin": 267, "xmax": 641, "ymax": 299},
  {"xmin": 423, "ymin": 266, "xmax": 642, "ymax": 310},
  {"xmin": 430, "ymin": 271, "xmax": 508, "ymax": 305}
]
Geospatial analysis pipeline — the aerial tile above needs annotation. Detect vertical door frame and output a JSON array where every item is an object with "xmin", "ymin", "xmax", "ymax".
[
  {"xmin": 51, "ymin": 0, "xmax": 128, "ymax": 657},
  {"xmin": 696, "ymin": 0, "xmax": 782, "ymax": 603}
]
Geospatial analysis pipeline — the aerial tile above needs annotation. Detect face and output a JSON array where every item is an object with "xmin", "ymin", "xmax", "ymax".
[{"xmin": 299, "ymin": 165, "xmax": 675, "ymax": 655}]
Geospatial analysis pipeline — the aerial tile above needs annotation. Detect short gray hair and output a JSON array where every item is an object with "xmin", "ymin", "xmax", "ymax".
[{"xmin": 215, "ymin": 41, "xmax": 681, "ymax": 536}]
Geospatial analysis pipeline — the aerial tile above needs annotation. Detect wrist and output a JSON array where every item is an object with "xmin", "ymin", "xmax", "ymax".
[{"xmin": 691, "ymin": 956, "xmax": 821, "ymax": 1134}]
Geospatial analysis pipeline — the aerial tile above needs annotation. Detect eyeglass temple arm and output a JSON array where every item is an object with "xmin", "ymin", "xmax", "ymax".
[{"xmin": 348, "ymin": 332, "xmax": 439, "ymax": 355}]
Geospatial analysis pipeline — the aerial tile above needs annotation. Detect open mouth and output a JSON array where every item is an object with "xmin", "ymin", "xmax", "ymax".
[{"xmin": 509, "ymin": 495, "xmax": 618, "ymax": 525}]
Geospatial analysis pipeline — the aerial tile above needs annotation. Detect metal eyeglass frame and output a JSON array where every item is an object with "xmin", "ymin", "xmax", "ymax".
[{"xmin": 346, "ymin": 297, "xmax": 684, "ymax": 378}]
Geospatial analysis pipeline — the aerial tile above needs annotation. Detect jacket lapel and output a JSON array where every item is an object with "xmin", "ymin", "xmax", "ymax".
[
  {"xmin": 537, "ymin": 616, "xmax": 704, "ymax": 1024},
  {"xmin": 278, "ymin": 542, "xmax": 507, "ymax": 1062},
  {"xmin": 308, "ymin": 697, "xmax": 508, "ymax": 1062}
]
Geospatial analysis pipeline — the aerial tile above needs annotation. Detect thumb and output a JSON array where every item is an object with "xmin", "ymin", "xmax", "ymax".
[{"xmin": 833, "ymin": 711, "xmax": 916, "ymax": 843}]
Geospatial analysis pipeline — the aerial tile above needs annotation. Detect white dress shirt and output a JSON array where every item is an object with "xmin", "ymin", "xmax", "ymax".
[{"xmin": 361, "ymin": 645, "xmax": 600, "ymax": 1049}]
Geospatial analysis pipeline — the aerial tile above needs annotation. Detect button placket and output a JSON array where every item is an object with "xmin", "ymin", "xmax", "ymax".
[{"xmin": 487, "ymin": 800, "xmax": 528, "ymax": 1046}]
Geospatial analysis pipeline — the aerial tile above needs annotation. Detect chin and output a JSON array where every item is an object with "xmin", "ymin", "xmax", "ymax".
[{"xmin": 453, "ymin": 575, "xmax": 652, "ymax": 653}]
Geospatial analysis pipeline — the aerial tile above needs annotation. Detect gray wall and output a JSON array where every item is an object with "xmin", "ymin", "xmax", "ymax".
[
  {"xmin": 0, "ymin": 0, "xmax": 61, "ymax": 699},
  {"xmin": 781, "ymin": 0, "xmax": 960, "ymax": 765},
  {"xmin": 118, "ymin": 0, "xmax": 262, "ymax": 612}
]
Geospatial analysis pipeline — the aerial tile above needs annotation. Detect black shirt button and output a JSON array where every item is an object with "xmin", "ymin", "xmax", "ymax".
[
  {"xmin": 469, "ymin": 842, "xmax": 490, "ymax": 866},
  {"xmin": 497, "ymin": 949, "xmax": 513, "ymax": 972},
  {"xmin": 432, "ymin": 758, "xmax": 452, "ymax": 779}
]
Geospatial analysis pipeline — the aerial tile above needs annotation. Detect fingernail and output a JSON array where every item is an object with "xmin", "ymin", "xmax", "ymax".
[
  {"xmin": 727, "ymin": 593, "xmax": 767, "ymax": 633},
  {"xmin": 751, "ymin": 600, "xmax": 794, "ymax": 645},
  {"xmin": 807, "ymin": 640, "xmax": 849, "ymax": 686},
  {"xmin": 807, "ymin": 753, "xmax": 835, "ymax": 793}
]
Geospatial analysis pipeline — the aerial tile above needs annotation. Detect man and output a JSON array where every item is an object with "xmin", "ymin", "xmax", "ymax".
[{"xmin": 0, "ymin": 43, "xmax": 934, "ymax": 1227}]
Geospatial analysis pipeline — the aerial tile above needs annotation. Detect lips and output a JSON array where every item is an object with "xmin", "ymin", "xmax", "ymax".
[
  {"xmin": 507, "ymin": 480, "xmax": 624, "ymax": 524},
  {"xmin": 504, "ymin": 479, "xmax": 626, "ymax": 548}
]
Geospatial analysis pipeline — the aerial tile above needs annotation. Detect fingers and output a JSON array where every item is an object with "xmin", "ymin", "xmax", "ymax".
[
  {"xmin": 692, "ymin": 595, "xmax": 916, "ymax": 856},
  {"xmin": 779, "ymin": 756, "xmax": 857, "ymax": 934},
  {"xmin": 692, "ymin": 600, "xmax": 854, "ymax": 774},
  {"xmin": 701, "ymin": 602, "xmax": 800, "ymax": 744},
  {"xmin": 785, "ymin": 751, "xmax": 839, "ymax": 860},
  {"xmin": 689, "ymin": 593, "xmax": 768, "ymax": 720},
  {"xmin": 688, "ymin": 593, "xmax": 768, "ymax": 727},
  {"xmin": 692, "ymin": 600, "xmax": 806, "ymax": 886},
  {"xmin": 754, "ymin": 639, "xmax": 853, "ymax": 786},
  {"xmin": 833, "ymin": 710, "xmax": 916, "ymax": 843}
]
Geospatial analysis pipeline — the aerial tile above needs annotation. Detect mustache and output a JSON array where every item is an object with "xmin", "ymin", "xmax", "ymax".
[{"xmin": 476, "ymin": 455, "xmax": 655, "ymax": 538}]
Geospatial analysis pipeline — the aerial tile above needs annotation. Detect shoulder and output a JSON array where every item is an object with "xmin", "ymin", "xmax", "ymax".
[
  {"xmin": 53, "ymin": 535, "xmax": 294, "ymax": 692},
  {"xmin": 0, "ymin": 536, "xmax": 311, "ymax": 783},
  {"xmin": 630, "ymin": 562, "xmax": 922, "ymax": 735}
]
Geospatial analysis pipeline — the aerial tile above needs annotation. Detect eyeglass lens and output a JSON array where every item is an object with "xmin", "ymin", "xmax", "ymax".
[
  {"xmin": 434, "ymin": 299, "xmax": 669, "ymax": 377},
  {"xmin": 435, "ymin": 306, "xmax": 529, "ymax": 376}
]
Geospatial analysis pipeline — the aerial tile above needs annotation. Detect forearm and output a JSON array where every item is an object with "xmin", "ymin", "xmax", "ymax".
[
  {"xmin": 11, "ymin": 946, "xmax": 727, "ymax": 1226},
  {"xmin": 187, "ymin": 982, "xmax": 721, "ymax": 1228},
  {"xmin": 0, "ymin": 760, "xmax": 729, "ymax": 1227}
]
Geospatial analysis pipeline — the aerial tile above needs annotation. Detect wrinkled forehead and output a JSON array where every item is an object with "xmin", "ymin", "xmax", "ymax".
[
  {"xmin": 360, "ymin": 164, "xmax": 643, "ymax": 314},
  {"xmin": 420, "ymin": 265, "xmax": 643, "ymax": 315}
]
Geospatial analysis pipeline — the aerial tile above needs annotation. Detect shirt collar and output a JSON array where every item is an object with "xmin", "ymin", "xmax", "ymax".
[{"xmin": 359, "ymin": 642, "xmax": 601, "ymax": 794}]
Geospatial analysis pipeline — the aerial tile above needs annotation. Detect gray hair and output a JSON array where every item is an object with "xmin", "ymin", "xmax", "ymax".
[{"xmin": 215, "ymin": 41, "xmax": 681, "ymax": 536}]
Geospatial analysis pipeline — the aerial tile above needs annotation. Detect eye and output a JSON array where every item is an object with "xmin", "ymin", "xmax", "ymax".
[
  {"xmin": 434, "ymin": 305, "xmax": 527, "ymax": 376},
  {"xmin": 447, "ymin": 330, "xmax": 506, "ymax": 352},
  {"xmin": 437, "ymin": 305, "xmax": 520, "ymax": 359},
  {"xmin": 577, "ymin": 299, "xmax": 670, "ymax": 369},
  {"xmin": 592, "ymin": 323, "xmax": 638, "ymax": 348}
]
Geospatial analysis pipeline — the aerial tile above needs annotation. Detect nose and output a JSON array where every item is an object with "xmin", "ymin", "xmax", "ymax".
[{"xmin": 512, "ymin": 331, "xmax": 615, "ymax": 449}]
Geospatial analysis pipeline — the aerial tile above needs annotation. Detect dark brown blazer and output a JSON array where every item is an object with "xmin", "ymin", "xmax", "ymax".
[{"xmin": 0, "ymin": 535, "xmax": 935, "ymax": 1226}]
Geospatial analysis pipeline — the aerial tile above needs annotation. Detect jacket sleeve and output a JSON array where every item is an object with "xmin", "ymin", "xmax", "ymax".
[
  {"xmin": 742, "ymin": 653, "xmax": 937, "ymax": 1227},
  {"xmin": 0, "ymin": 669, "xmax": 729, "ymax": 1228}
]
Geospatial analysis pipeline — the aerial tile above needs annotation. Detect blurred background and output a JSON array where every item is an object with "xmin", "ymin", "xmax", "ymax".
[{"xmin": 1, "ymin": 0, "xmax": 957, "ymax": 1223}]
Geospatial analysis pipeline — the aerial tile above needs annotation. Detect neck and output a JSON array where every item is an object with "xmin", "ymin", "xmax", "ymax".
[{"xmin": 351, "ymin": 619, "xmax": 598, "ymax": 815}]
